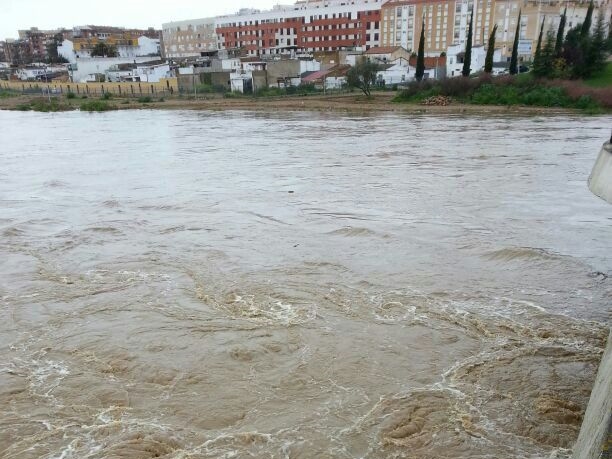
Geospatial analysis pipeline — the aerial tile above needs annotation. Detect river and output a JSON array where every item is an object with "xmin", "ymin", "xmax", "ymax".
[{"xmin": 0, "ymin": 109, "xmax": 611, "ymax": 459}]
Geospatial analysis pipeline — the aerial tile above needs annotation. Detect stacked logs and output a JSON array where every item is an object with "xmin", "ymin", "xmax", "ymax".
[{"xmin": 420, "ymin": 95, "xmax": 452, "ymax": 106}]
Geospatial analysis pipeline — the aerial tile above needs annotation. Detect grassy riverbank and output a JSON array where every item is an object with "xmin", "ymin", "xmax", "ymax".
[
  {"xmin": 394, "ymin": 74, "xmax": 612, "ymax": 113},
  {"xmin": 0, "ymin": 85, "xmax": 607, "ymax": 115}
]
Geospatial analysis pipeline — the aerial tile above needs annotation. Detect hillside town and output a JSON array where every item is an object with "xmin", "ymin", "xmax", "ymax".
[{"xmin": 0, "ymin": 0, "xmax": 609, "ymax": 94}]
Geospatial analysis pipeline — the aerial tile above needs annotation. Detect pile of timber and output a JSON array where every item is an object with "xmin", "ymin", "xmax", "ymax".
[{"xmin": 420, "ymin": 95, "xmax": 452, "ymax": 106}]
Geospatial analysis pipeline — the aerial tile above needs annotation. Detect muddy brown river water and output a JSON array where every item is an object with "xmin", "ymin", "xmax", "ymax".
[{"xmin": 0, "ymin": 110, "xmax": 611, "ymax": 459}]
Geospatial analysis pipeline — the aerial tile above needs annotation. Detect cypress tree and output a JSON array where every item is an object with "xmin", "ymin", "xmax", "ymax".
[
  {"xmin": 540, "ymin": 30, "xmax": 556, "ymax": 77},
  {"xmin": 581, "ymin": 0, "xmax": 594, "ymax": 37},
  {"xmin": 586, "ymin": 10, "xmax": 607, "ymax": 75},
  {"xmin": 532, "ymin": 17, "xmax": 546, "ymax": 77},
  {"xmin": 484, "ymin": 24, "xmax": 498, "ymax": 73},
  {"xmin": 555, "ymin": 7, "xmax": 567, "ymax": 56},
  {"xmin": 462, "ymin": 9, "xmax": 474, "ymax": 77},
  {"xmin": 608, "ymin": 13, "xmax": 612, "ymax": 52},
  {"xmin": 510, "ymin": 10, "xmax": 521, "ymax": 74},
  {"xmin": 416, "ymin": 16, "xmax": 426, "ymax": 81}
]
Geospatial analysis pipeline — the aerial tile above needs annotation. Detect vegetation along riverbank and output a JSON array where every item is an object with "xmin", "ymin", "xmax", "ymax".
[{"xmin": 1, "ymin": 65, "xmax": 610, "ymax": 114}]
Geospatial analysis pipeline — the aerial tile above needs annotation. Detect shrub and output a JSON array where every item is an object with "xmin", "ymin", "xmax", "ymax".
[
  {"xmin": 80, "ymin": 100, "xmax": 114, "ymax": 112},
  {"xmin": 137, "ymin": 96, "xmax": 152, "ymax": 103},
  {"xmin": 15, "ymin": 103, "xmax": 32, "ymax": 111},
  {"xmin": 395, "ymin": 73, "xmax": 610, "ymax": 111},
  {"xmin": 66, "ymin": 92, "xmax": 76, "ymax": 99},
  {"xmin": 255, "ymin": 86, "xmax": 285, "ymax": 97},
  {"xmin": 29, "ymin": 98, "xmax": 64, "ymax": 112},
  {"xmin": 101, "ymin": 92, "xmax": 112, "ymax": 100},
  {"xmin": 0, "ymin": 90, "xmax": 19, "ymax": 99}
]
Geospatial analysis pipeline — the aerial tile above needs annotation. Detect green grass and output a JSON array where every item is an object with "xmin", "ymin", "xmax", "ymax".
[
  {"xmin": 584, "ymin": 62, "xmax": 612, "ymax": 88},
  {"xmin": 0, "ymin": 89, "xmax": 19, "ymax": 99},
  {"xmin": 137, "ymin": 96, "xmax": 152, "ymax": 103},
  {"xmin": 21, "ymin": 98, "xmax": 70, "ymax": 112},
  {"xmin": 80, "ymin": 100, "xmax": 114, "ymax": 112}
]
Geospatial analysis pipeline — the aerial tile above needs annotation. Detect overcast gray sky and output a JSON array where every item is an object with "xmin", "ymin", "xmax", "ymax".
[{"xmin": 1, "ymin": 0, "xmax": 279, "ymax": 40}]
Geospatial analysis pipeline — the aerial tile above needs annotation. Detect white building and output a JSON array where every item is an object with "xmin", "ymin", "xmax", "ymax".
[
  {"xmin": 105, "ymin": 62, "xmax": 171, "ymax": 82},
  {"xmin": 446, "ymin": 43, "xmax": 502, "ymax": 77},
  {"xmin": 376, "ymin": 59, "xmax": 413, "ymax": 86},
  {"xmin": 16, "ymin": 65, "xmax": 66, "ymax": 80},
  {"xmin": 66, "ymin": 56, "xmax": 165, "ymax": 83},
  {"xmin": 58, "ymin": 37, "xmax": 160, "ymax": 62}
]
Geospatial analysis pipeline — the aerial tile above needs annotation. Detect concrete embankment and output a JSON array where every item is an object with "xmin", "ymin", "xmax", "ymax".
[
  {"xmin": 573, "ymin": 330, "xmax": 612, "ymax": 459},
  {"xmin": 575, "ymin": 139, "xmax": 612, "ymax": 459},
  {"xmin": 588, "ymin": 140, "xmax": 612, "ymax": 205}
]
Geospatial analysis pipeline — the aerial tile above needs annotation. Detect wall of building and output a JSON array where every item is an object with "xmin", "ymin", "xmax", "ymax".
[
  {"xmin": 162, "ymin": 17, "xmax": 217, "ymax": 59},
  {"xmin": 66, "ymin": 56, "xmax": 162, "ymax": 82},
  {"xmin": 215, "ymin": 0, "xmax": 384, "ymax": 56}
]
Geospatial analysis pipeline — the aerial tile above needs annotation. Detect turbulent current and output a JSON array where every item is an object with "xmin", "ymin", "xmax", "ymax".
[{"xmin": 0, "ymin": 110, "xmax": 611, "ymax": 459}]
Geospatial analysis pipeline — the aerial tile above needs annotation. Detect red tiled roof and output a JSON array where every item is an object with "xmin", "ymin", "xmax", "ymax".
[
  {"xmin": 302, "ymin": 69, "xmax": 332, "ymax": 82},
  {"xmin": 409, "ymin": 55, "xmax": 446, "ymax": 69}
]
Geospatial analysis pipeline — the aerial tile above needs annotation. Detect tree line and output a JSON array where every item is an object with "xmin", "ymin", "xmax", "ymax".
[{"xmin": 531, "ymin": 2, "xmax": 610, "ymax": 79}]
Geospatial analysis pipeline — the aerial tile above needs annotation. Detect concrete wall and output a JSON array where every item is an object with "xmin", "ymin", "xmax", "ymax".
[
  {"xmin": 267, "ymin": 60, "xmax": 300, "ymax": 86},
  {"xmin": 177, "ymin": 72, "xmax": 231, "ymax": 93},
  {"xmin": 588, "ymin": 141, "xmax": 612, "ymax": 205},
  {"xmin": 573, "ymin": 330, "xmax": 612, "ymax": 459},
  {"xmin": 574, "ymin": 140, "xmax": 612, "ymax": 458}
]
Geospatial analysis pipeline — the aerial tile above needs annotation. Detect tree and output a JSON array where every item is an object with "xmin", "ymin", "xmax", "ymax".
[
  {"xmin": 510, "ymin": 10, "xmax": 521, "ymax": 74},
  {"xmin": 91, "ymin": 42, "xmax": 118, "ymax": 57},
  {"xmin": 346, "ymin": 59, "xmax": 380, "ymax": 96},
  {"xmin": 581, "ymin": 0, "xmax": 594, "ymax": 37},
  {"xmin": 563, "ymin": 25, "xmax": 585, "ymax": 78},
  {"xmin": 532, "ymin": 18, "xmax": 547, "ymax": 77},
  {"xmin": 46, "ymin": 33, "xmax": 68, "ymax": 64},
  {"xmin": 462, "ymin": 9, "xmax": 474, "ymax": 76},
  {"xmin": 415, "ymin": 16, "xmax": 426, "ymax": 82},
  {"xmin": 484, "ymin": 25, "xmax": 497, "ymax": 73},
  {"xmin": 540, "ymin": 30, "xmax": 556, "ymax": 78},
  {"xmin": 586, "ymin": 10, "xmax": 607, "ymax": 75},
  {"xmin": 608, "ymin": 13, "xmax": 612, "ymax": 52},
  {"xmin": 555, "ymin": 8, "xmax": 567, "ymax": 57}
]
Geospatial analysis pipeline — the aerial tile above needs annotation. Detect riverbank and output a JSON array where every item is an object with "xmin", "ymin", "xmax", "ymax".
[{"xmin": 0, "ymin": 91, "xmax": 588, "ymax": 115}]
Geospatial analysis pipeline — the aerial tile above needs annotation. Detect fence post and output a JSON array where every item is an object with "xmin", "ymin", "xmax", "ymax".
[{"xmin": 118, "ymin": 85, "xmax": 122, "ymax": 96}]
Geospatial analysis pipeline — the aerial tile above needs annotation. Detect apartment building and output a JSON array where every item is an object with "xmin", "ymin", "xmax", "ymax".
[
  {"xmin": 380, "ymin": 0, "xmax": 495, "ymax": 55},
  {"xmin": 69, "ymin": 26, "xmax": 161, "ymax": 58},
  {"xmin": 162, "ymin": 17, "xmax": 217, "ymax": 58},
  {"xmin": 215, "ymin": 0, "xmax": 384, "ymax": 56},
  {"xmin": 379, "ymin": 0, "xmax": 610, "ymax": 58}
]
